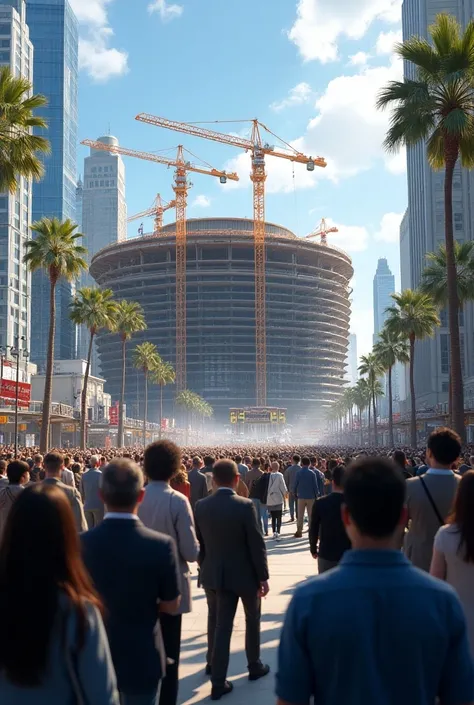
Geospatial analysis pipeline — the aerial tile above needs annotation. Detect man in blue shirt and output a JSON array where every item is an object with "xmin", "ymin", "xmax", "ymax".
[
  {"xmin": 277, "ymin": 457, "xmax": 474, "ymax": 705},
  {"xmin": 293, "ymin": 457, "xmax": 319, "ymax": 538}
]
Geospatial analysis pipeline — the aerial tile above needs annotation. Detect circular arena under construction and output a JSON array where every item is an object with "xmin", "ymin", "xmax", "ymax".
[{"xmin": 90, "ymin": 218, "xmax": 353, "ymax": 424}]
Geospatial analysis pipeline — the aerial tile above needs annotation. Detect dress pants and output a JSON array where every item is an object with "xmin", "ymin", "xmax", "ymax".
[
  {"xmin": 158, "ymin": 613, "xmax": 182, "ymax": 705},
  {"xmin": 85, "ymin": 507, "xmax": 104, "ymax": 529},
  {"xmin": 120, "ymin": 684, "xmax": 161, "ymax": 705},
  {"xmin": 318, "ymin": 557, "xmax": 339, "ymax": 574},
  {"xmin": 296, "ymin": 499, "xmax": 315, "ymax": 534},
  {"xmin": 205, "ymin": 589, "xmax": 261, "ymax": 687},
  {"xmin": 288, "ymin": 492, "xmax": 296, "ymax": 521}
]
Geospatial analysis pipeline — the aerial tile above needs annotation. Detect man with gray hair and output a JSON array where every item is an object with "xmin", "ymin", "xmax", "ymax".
[
  {"xmin": 81, "ymin": 458, "xmax": 181, "ymax": 705},
  {"xmin": 81, "ymin": 454, "xmax": 104, "ymax": 528}
]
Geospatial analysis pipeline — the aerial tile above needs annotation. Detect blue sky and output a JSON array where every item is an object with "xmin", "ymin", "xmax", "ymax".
[{"xmin": 72, "ymin": 0, "xmax": 407, "ymax": 360}]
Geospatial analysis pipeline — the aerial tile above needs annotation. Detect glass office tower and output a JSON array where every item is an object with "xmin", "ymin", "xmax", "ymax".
[{"xmin": 26, "ymin": 0, "xmax": 79, "ymax": 370}]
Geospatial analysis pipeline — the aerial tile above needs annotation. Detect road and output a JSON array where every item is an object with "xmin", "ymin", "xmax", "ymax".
[{"xmin": 179, "ymin": 518, "xmax": 316, "ymax": 704}]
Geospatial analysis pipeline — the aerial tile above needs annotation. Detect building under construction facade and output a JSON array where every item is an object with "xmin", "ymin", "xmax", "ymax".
[{"xmin": 90, "ymin": 218, "xmax": 353, "ymax": 424}]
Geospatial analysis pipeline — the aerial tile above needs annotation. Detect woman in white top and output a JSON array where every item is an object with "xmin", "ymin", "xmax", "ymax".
[
  {"xmin": 266, "ymin": 461, "xmax": 287, "ymax": 540},
  {"xmin": 430, "ymin": 470, "xmax": 474, "ymax": 658}
]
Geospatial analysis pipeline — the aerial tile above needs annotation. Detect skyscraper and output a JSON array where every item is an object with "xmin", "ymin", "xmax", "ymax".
[
  {"xmin": 346, "ymin": 333, "xmax": 358, "ymax": 386},
  {"xmin": 26, "ymin": 0, "xmax": 79, "ymax": 370},
  {"xmin": 373, "ymin": 258, "xmax": 395, "ymax": 341},
  {"xmin": 402, "ymin": 0, "xmax": 474, "ymax": 407},
  {"xmin": 0, "ymin": 1, "xmax": 33, "ymax": 353},
  {"xmin": 80, "ymin": 136, "xmax": 127, "ymax": 370}
]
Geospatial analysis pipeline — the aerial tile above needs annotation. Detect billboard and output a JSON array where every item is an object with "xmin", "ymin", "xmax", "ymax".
[
  {"xmin": 0, "ymin": 379, "xmax": 31, "ymax": 407},
  {"xmin": 229, "ymin": 408, "xmax": 287, "ymax": 424},
  {"xmin": 109, "ymin": 402, "xmax": 119, "ymax": 426}
]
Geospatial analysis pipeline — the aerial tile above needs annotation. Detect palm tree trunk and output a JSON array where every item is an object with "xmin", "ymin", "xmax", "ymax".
[
  {"xmin": 359, "ymin": 408, "xmax": 363, "ymax": 445},
  {"xmin": 159, "ymin": 383, "xmax": 163, "ymax": 440},
  {"xmin": 409, "ymin": 335, "xmax": 416, "ymax": 448},
  {"xmin": 367, "ymin": 404, "xmax": 371, "ymax": 444},
  {"xmin": 40, "ymin": 278, "xmax": 56, "ymax": 452},
  {"xmin": 80, "ymin": 330, "xmax": 94, "ymax": 450},
  {"xmin": 388, "ymin": 365, "xmax": 394, "ymax": 447},
  {"xmin": 444, "ymin": 149, "xmax": 465, "ymax": 440},
  {"xmin": 372, "ymin": 390, "xmax": 378, "ymax": 447},
  {"xmin": 118, "ymin": 336, "xmax": 126, "ymax": 448},
  {"xmin": 143, "ymin": 370, "xmax": 148, "ymax": 447}
]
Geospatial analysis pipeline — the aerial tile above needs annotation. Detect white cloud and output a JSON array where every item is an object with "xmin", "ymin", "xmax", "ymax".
[
  {"xmin": 374, "ymin": 212, "xmax": 404, "ymax": 243},
  {"xmin": 321, "ymin": 218, "xmax": 369, "ymax": 252},
  {"xmin": 376, "ymin": 29, "xmax": 402, "ymax": 55},
  {"xmin": 349, "ymin": 51, "xmax": 371, "ymax": 67},
  {"xmin": 270, "ymin": 82, "xmax": 312, "ymax": 111},
  {"xmin": 148, "ymin": 0, "xmax": 183, "ymax": 21},
  {"xmin": 288, "ymin": 0, "xmax": 402, "ymax": 63},
  {"xmin": 69, "ymin": 0, "xmax": 128, "ymax": 81},
  {"xmin": 192, "ymin": 194, "xmax": 211, "ymax": 208}
]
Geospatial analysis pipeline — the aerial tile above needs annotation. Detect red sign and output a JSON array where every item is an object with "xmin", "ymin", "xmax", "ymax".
[
  {"xmin": 0, "ymin": 379, "xmax": 31, "ymax": 407},
  {"xmin": 109, "ymin": 402, "xmax": 119, "ymax": 426}
]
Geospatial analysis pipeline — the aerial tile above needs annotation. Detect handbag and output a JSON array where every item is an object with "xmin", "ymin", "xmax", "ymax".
[
  {"xmin": 419, "ymin": 476, "xmax": 444, "ymax": 525},
  {"xmin": 267, "ymin": 474, "xmax": 282, "ymax": 507},
  {"xmin": 61, "ymin": 608, "xmax": 88, "ymax": 705}
]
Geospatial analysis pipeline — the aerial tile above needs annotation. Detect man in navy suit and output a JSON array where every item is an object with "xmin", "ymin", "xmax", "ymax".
[{"xmin": 81, "ymin": 458, "xmax": 181, "ymax": 705}]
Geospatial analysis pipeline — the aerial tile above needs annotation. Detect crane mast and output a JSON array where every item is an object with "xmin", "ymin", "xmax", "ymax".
[{"xmin": 135, "ymin": 114, "xmax": 326, "ymax": 407}]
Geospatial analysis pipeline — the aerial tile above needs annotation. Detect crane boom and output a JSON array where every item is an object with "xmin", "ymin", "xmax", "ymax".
[
  {"xmin": 133, "ymin": 116, "xmax": 326, "ymax": 407},
  {"xmin": 81, "ymin": 139, "xmax": 238, "ymax": 393},
  {"xmin": 305, "ymin": 218, "xmax": 338, "ymax": 245}
]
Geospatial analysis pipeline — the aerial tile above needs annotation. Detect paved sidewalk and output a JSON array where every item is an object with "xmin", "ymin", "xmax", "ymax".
[{"xmin": 179, "ymin": 519, "xmax": 316, "ymax": 704}]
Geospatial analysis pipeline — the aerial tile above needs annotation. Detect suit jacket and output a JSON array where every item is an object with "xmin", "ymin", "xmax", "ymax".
[
  {"xmin": 81, "ymin": 518, "xmax": 180, "ymax": 694},
  {"xmin": 42, "ymin": 478, "xmax": 87, "ymax": 532},
  {"xmin": 195, "ymin": 489, "xmax": 269, "ymax": 597},
  {"xmin": 81, "ymin": 468, "xmax": 103, "ymax": 512},
  {"xmin": 187, "ymin": 468, "xmax": 209, "ymax": 509},
  {"xmin": 404, "ymin": 472, "xmax": 461, "ymax": 571}
]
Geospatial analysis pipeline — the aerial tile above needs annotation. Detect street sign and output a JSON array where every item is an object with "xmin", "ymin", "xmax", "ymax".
[{"xmin": 0, "ymin": 416, "xmax": 9, "ymax": 424}]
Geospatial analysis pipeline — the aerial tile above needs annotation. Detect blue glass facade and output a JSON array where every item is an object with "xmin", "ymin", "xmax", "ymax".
[{"xmin": 26, "ymin": 0, "xmax": 78, "ymax": 370}]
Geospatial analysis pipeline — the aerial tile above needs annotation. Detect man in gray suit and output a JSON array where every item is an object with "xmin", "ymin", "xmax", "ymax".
[
  {"xmin": 195, "ymin": 459, "xmax": 270, "ymax": 701},
  {"xmin": 405, "ymin": 427, "xmax": 462, "ymax": 571},
  {"xmin": 41, "ymin": 451, "xmax": 87, "ymax": 532},
  {"xmin": 81, "ymin": 455, "xmax": 104, "ymax": 529},
  {"xmin": 188, "ymin": 456, "xmax": 209, "ymax": 511}
]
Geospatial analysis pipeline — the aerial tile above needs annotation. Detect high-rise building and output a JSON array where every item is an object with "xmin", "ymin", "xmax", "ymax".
[
  {"xmin": 402, "ymin": 0, "xmax": 474, "ymax": 407},
  {"xmin": 75, "ymin": 177, "xmax": 83, "ymax": 232},
  {"xmin": 80, "ymin": 136, "xmax": 127, "ymax": 370},
  {"xmin": 26, "ymin": 0, "xmax": 79, "ymax": 371},
  {"xmin": 0, "ymin": 1, "xmax": 33, "ymax": 355},
  {"xmin": 373, "ymin": 258, "xmax": 395, "ymax": 341},
  {"xmin": 346, "ymin": 333, "xmax": 358, "ymax": 386}
]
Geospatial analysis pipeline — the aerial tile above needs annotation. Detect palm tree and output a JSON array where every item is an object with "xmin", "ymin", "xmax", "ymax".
[
  {"xmin": 0, "ymin": 66, "xmax": 50, "ymax": 193},
  {"xmin": 114, "ymin": 300, "xmax": 147, "ymax": 447},
  {"xmin": 421, "ymin": 241, "xmax": 474, "ymax": 418},
  {"xmin": 69, "ymin": 288, "xmax": 118, "ymax": 450},
  {"xmin": 377, "ymin": 13, "xmax": 474, "ymax": 440},
  {"xmin": 176, "ymin": 389, "xmax": 213, "ymax": 444},
  {"xmin": 385, "ymin": 290, "xmax": 440, "ymax": 448},
  {"xmin": 358, "ymin": 353, "xmax": 385, "ymax": 446},
  {"xmin": 132, "ymin": 342, "xmax": 161, "ymax": 446},
  {"xmin": 150, "ymin": 359, "xmax": 176, "ymax": 438},
  {"xmin": 357, "ymin": 378, "xmax": 373, "ymax": 444},
  {"xmin": 353, "ymin": 380, "xmax": 369, "ymax": 445},
  {"xmin": 24, "ymin": 218, "xmax": 87, "ymax": 451},
  {"xmin": 374, "ymin": 328, "xmax": 410, "ymax": 447}
]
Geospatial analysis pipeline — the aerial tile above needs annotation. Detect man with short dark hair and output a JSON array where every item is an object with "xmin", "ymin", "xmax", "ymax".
[
  {"xmin": 284, "ymin": 455, "xmax": 301, "ymax": 522},
  {"xmin": 294, "ymin": 457, "xmax": 319, "ymax": 538},
  {"xmin": 81, "ymin": 454, "xmax": 104, "ymax": 529},
  {"xmin": 42, "ymin": 451, "xmax": 87, "ymax": 531},
  {"xmin": 309, "ymin": 465, "xmax": 350, "ymax": 573},
  {"xmin": 81, "ymin": 458, "xmax": 181, "ymax": 705},
  {"xmin": 234, "ymin": 454, "xmax": 249, "ymax": 482},
  {"xmin": 195, "ymin": 459, "xmax": 270, "ymax": 700},
  {"xmin": 188, "ymin": 456, "xmax": 209, "ymax": 511},
  {"xmin": 405, "ymin": 427, "xmax": 462, "ymax": 571},
  {"xmin": 0, "ymin": 460, "xmax": 29, "ymax": 538},
  {"xmin": 0, "ymin": 459, "xmax": 7, "ymax": 490},
  {"xmin": 277, "ymin": 457, "xmax": 474, "ymax": 705}
]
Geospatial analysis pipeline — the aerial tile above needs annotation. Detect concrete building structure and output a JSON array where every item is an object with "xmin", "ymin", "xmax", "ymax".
[
  {"xmin": 0, "ymin": 1, "xmax": 33, "ymax": 361},
  {"xmin": 90, "ymin": 218, "xmax": 353, "ymax": 424},
  {"xmin": 27, "ymin": 0, "xmax": 79, "ymax": 370},
  {"xmin": 402, "ymin": 0, "xmax": 474, "ymax": 408},
  {"xmin": 346, "ymin": 333, "xmax": 358, "ymax": 386},
  {"xmin": 373, "ymin": 258, "xmax": 395, "ymax": 342}
]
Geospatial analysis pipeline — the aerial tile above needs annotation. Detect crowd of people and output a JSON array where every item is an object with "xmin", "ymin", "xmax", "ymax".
[{"xmin": 0, "ymin": 429, "xmax": 473, "ymax": 703}]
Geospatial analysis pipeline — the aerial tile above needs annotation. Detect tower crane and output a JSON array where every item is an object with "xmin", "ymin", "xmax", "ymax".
[
  {"xmin": 135, "ymin": 114, "xmax": 327, "ymax": 406},
  {"xmin": 127, "ymin": 193, "xmax": 176, "ymax": 235},
  {"xmin": 305, "ymin": 218, "xmax": 338, "ymax": 245},
  {"xmin": 81, "ymin": 139, "xmax": 239, "ymax": 393}
]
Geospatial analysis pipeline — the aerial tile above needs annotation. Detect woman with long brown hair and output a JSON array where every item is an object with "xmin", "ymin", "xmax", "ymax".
[
  {"xmin": 0, "ymin": 483, "xmax": 119, "ymax": 704},
  {"xmin": 430, "ymin": 470, "xmax": 474, "ymax": 658}
]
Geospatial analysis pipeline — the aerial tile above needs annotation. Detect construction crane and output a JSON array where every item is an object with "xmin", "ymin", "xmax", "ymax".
[
  {"xmin": 305, "ymin": 218, "xmax": 338, "ymax": 245},
  {"xmin": 81, "ymin": 139, "xmax": 239, "ymax": 393},
  {"xmin": 127, "ymin": 193, "xmax": 176, "ymax": 235},
  {"xmin": 135, "ymin": 114, "xmax": 327, "ymax": 406}
]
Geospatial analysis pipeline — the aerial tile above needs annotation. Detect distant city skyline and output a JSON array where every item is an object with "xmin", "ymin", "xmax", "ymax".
[{"xmin": 373, "ymin": 257, "xmax": 395, "ymax": 343}]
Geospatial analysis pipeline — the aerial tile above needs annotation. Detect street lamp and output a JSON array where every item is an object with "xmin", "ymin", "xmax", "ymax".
[{"xmin": 11, "ymin": 336, "xmax": 28, "ymax": 459}]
